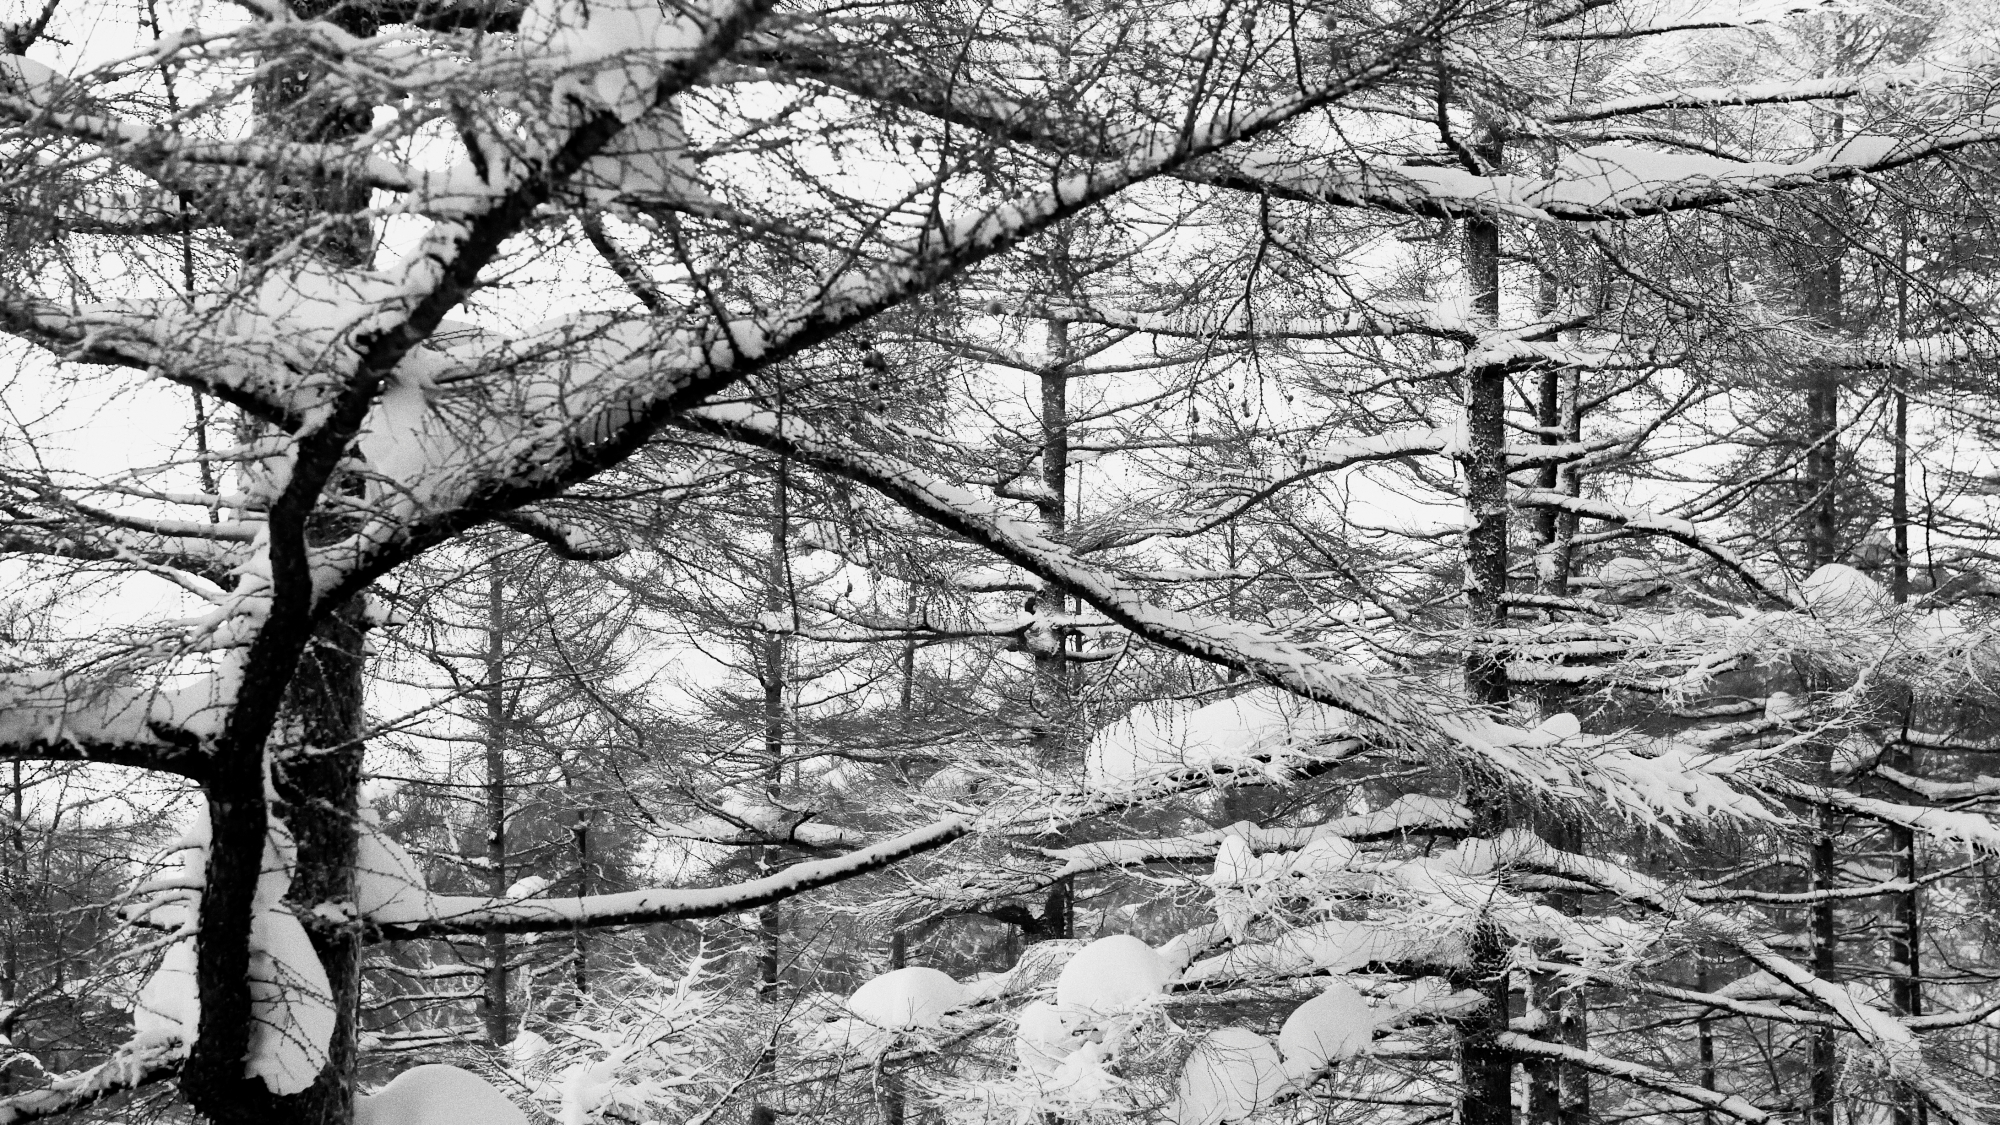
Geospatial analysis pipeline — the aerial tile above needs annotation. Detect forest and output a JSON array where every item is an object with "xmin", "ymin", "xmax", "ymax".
[{"xmin": 3, "ymin": 0, "xmax": 2000, "ymax": 1121}]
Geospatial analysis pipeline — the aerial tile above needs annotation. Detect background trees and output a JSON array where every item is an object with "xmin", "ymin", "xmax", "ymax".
[{"xmin": 6, "ymin": 0, "xmax": 2000, "ymax": 1123}]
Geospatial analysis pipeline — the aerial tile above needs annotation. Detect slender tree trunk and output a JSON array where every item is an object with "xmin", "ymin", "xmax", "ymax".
[
  {"xmin": 1698, "ymin": 957, "xmax": 1716, "ymax": 1125},
  {"xmin": 573, "ymin": 808, "xmax": 590, "ymax": 1000},
  {"xmin": 1525, "ymin": 250, "xmax": 1590, "ymax": 1125},
  {"xmin": 1802, "ymin": 214, "xmax": 1842, "ymax": 1125},
  {"xmin": 1456, "ymin": 129, "xmax": 1514, "ymax": 1125},
  {"xmin": 483, "ymin": 567, "xmax": 511, "ymax": 1046},
  {"xmin": 750, "ymin": 472, "xmax": 790, "ymax": 1125},
  {"xmin": 884, "ymin": 930, "xmax": 907, "ymax": 1125},
  {"xmin": 1030, "ymin": 320, "xmax": 1075, "ymax": 943},
  {"xmin": 1888, "ymin": 261, "xmax": 1925, "ymax": 1125}
]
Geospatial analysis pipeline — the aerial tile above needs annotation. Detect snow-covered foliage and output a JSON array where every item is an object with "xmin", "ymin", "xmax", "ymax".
[{"xmin": 6, "ymin": 0, "xmax": 2000, "ymax": 1121}]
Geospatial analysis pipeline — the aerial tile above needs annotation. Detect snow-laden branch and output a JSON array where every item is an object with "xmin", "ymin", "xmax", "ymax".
[
  {"xmin": 1208, "ymin": 122, "xmax": 2000, "ymax": 222},
  {"xmin": 1548, "ymin": 67, "xmax": 1941, "ymax": 124},
  {"xmin": 0, "ymin": 668, "xmax": 228, "ymax": 779},
  {"xmin": 365, "ymin": 816, "xmax": 965, "ymax": 940},
  {"xmin": 1498, "ymin": 832, "xmax": 1984, "ymax": 1125},
  {"xmin": 0, "ymin": 92, "xmax": 421, "ymax": 193},
  {"xmin": 0, "ymin": 1034, "xmax": 180, "ymax": 1124},
  {"xmin": 1875, "ymin": 764, "xmax": 2000, "ymax": 801},
  {"xmin": 679, "ymin": 405, "xmax": 1496, "ymax": 755},
  {"xmin": 1494, "ymin": 1032, "xmax": 1771, "ymax": 1123},
  {"xmin": 1757, "ymin": 776, "xmax": 2000, "ymax": 851},
  {"xmin": 1037, "ymin": 794, "xmax": 1469, "ymax": 879},
  {"xmin": 747, "ymin": 33, "xmax": 2000, "ymax": 224},
  {"xmin": 1027, "ymin": 298, "xmax": 1481, "ymax": 343},
  {"xmin": 319, "ymin": 45, "xmax": 1441, "ymax": 606},
  {"xmin": 1512, "ymin": 489, "xmax": 1802, "ymax": 608},
  {"xmin": 0, "ymin": 296, "xmax": 305, "ymax": 428}
]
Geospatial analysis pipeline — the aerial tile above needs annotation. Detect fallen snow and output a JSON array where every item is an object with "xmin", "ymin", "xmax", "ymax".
[
  {"xmin": 847, "ymin": 966, "xmax": 968, "ymax": 1031},
  {"xmin": 1169, "ymin": 1027, "xmax": 1286, "ymax": 1125},
  {"xmin": 1054, "ymin": 935, "xmax": 1172, "ymax": 1021},
  {"xmin": 355, "ymin": 1064, "xmax": 530, "ymax": 1125},
  {"xmin": 1277, "ymin": 983, "xmax": 1375, "ymax": 1077},
  {"xmin": 1086, "ymin": 687, "xmax": 1358, "ymax": 789},
  {"xmin": 1801, "ymin": 563, "xmax": 1889, "ymax": 617},
  {"xmin": 1014, "ymin": 1000, "xmax": 1081, "ymax": 1076}
]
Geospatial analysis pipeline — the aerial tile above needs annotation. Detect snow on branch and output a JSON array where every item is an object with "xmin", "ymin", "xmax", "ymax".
[
  {"xmin": 490, "ymin": 508, "xmax": 625, "ymax": 561},
  {"xmin": 0, "ymin": 92, "xmax": 423, "ymax": 194},
  {"xmin": 681, "ymin": 406, "xmax": 1489, "ymax": 753},
  {"xmin": 0, "ymin": 1034, "xmax": 180, "ymax": 1124},
  {"xmin": 0, "ymin": 668, "xmax": 228, "ymax": 779},
  {"xmin": 1027, "ymin": 298, "xmax": 1480, "ymax": 344},
  {"xmin": 1037, "ymin": 795, "xmax": 1470, "ymax": 880},
  {"xmin": 1494, "ymin": 1032, "xmax": 1771, "ymax": 1123},
  {"xmin": 331, "ymin": 62, "xmax": 1445, "ymax": 607},
  {"xmin": 1497, "ymin": 831, "xmax": 1985, "ymax": 1125},
  {"xmin": 1875, "ymin": 764, "xmax": 2000, "ymax": 801},
  {"xmin": 1204, "ymin": 124, "xmax": 2000, "ymax": 223},
  {"xmin": 1548, "ymin": 68, "xmax": 1941, "ymax": 125},
  {"xmin": 1512, "ymin": 489, "xmax": 1802, "ymax": 608},
  {"xmin": 1757, "ymin": 776, "xmax": 2000, "ymax": 851},
  {"xmin": 365, "ymin": 816, "xmax": 965, "ymax": 939}
]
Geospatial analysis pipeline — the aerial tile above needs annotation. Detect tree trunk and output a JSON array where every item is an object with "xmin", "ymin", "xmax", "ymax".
[
  {"xmin": 1457, "ymin": 129, "xmax": 1513, "ymax": 1125},
  {"xmin": 750, "ymin": 472, "xmax": 790, "ymax": 1125},
  {"xmin": 1029, "ymin": 319, "xmax": 1075, "ymax": 943},
  {"xmin": 270, "ymin": 603, "xmax": 369, "ymax": 1125},
  {"xmin": 1802, "ymin": 196, "xmax": 1843, "ymax": 1125},
  {"xmin": 483, "ymin": 565, "xmax": 511, "ymax": 1047},
  {"xmin": 184, "ymin": 6, "xmax": 383, "ymax": 1114}
]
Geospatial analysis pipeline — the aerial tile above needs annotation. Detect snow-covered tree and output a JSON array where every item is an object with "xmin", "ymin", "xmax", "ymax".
[{"xmin": 7, "ymin": 0, "xmax": 2000, "ymax": 1122}]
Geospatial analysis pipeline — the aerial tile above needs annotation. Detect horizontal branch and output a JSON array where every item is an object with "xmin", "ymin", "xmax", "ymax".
[
  {"xmin": 0, "ymin": 1036, "xmax": 181, "ymax": 1124},
  {"xmin": 365, "ymin": 816, "xmax": 965, "ymax": 939},
  {"xmin": 1494, "ymin": 1032, "xmax": 1770, "ymax": 1124}
]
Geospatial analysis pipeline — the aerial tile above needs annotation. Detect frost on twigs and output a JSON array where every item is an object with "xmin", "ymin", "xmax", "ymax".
[{"xmin": 489, "ymin": 959, "xmax": 728, "ymax": 1124}]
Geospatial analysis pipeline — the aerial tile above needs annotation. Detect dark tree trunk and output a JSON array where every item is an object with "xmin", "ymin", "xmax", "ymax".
[
  {"xmin": 272, "ymin": 606, "xmax": 368, "ymax": 1125},
  {"xmin": 483, "ymin": 566, "xmax": 511, "ymax": 1047},
  {"xmin": 1456, "ymin": 128, "xmax": 1514, "ymax": 1125}
]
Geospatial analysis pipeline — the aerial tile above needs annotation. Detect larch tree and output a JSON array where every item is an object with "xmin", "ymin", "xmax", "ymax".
[{"xmin": 5, "ymin": 0, "xmax": 2000, "ymax": 1124}]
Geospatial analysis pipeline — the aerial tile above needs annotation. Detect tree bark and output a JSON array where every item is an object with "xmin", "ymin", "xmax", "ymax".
[
  {"xmin": 1457, "ymin": 128, "xmax": 1513, "ymax": 1125},
  {"xmin": 1030, "ymin": 319, "xmax": 1075, "ymax": 943},
  {"xmin": 483, "ymin": 565, "xmax": 511, "ymax": 1047},
  {"xmin": 750, "ymin": 470, "xmax": 790, "ymax": 1125}
]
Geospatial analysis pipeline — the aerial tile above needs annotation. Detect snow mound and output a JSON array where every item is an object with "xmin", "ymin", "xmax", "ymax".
[
  {"xmin": 1802, "ymin": 563, "xmax": 1888, "ymax": 617},
  {"xmin": 507, "ymin": 1029, "xmax": 552, "ymax": 1063},
  {"xmin": 1286, "ymin": 835, "xmax": 1358, "ymax": 879},
  {"xmin": 356, "ymin": 1064, "xmax": 531, "ymax": 1125},
  {"xmin": 505, "ymin": 875, "xmax": 551, "ymax": 899},
  {"xmin": 1764, "ymin": 691, "xmax": 1806, "ymax": 722},
  {"xmin": 1277, "ymin": 983, "xmax": 1375, "ymax": 1076},
  {"xmin": 1170, "ymin": 1027, "xmax": 1286, "ymax": 1125},
  {"xmin": 1055, "ymin": 935, "xmax": 1172, "ymax": 1020},
  {"xmin": 1086, "ymin": 688, "xmax": 1356, "ymax": 789},
  {"xmin": 1014, "ymin": 1000, "xmax": 1081, "ymax": 1076},
  {"xmin": 1597, "ymin": 556, "xmax": 1668, "ymax": 588},
  {"xmin": 847, "ymin": 967, "xmax": 968, "ymax": 1031}
]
